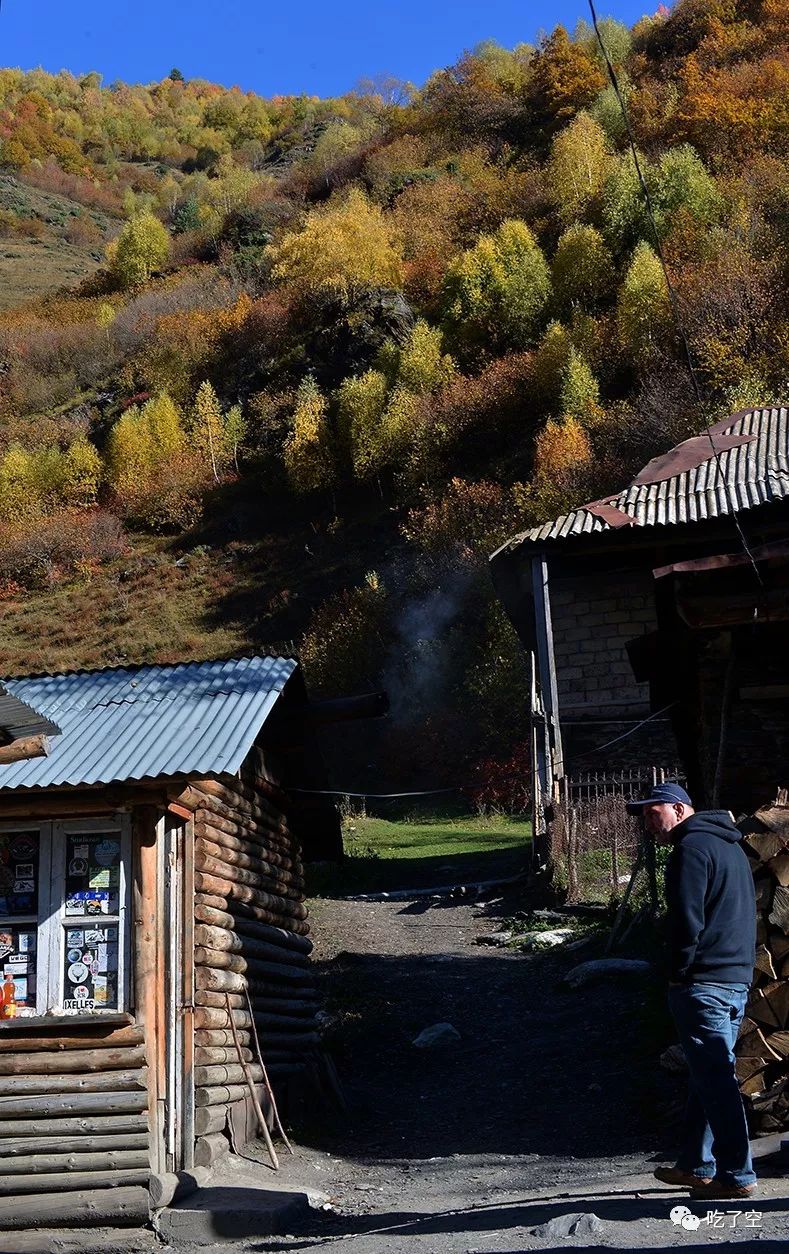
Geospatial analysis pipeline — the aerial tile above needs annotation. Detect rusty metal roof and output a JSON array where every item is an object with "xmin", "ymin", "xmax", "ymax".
[
  {"xmin": 492, "ymin": 406, "xmax": 789, "ymax": 555},
  {"xmin": 0, "ymin": 655, "xmax": 297, "ymax": 791}
]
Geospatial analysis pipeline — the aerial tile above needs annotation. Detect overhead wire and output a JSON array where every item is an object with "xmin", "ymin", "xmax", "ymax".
[{"xmin": 587, "ymin": 0, "xmax": 763, "ymax": 589}]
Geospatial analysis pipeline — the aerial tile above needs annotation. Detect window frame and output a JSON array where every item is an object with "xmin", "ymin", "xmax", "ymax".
[{"xmin": 0, "ymin": 814, "xmax": 131, "ymax": 1019}]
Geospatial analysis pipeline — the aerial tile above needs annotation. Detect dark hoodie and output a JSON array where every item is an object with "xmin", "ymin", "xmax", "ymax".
[{"xmin": 664, "ymin": 810, "xmax": 756, "ymax": 985}]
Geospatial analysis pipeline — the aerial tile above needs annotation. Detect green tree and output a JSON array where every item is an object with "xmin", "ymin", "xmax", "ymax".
[
  {"xmin": 107, "ymin": 210, "xmax": 170, "ymax": 289},
  {"xmin": 559, "ymin": 347, "xmax": 600, "ymax": 419},
  {"xmin": 106, "ymin": 406, "xmax": 154, "ymax": 503},
  {"xmin": 652, "ymin": 144, "xmax": 722, "ymax": 238},
  {"xmin": 548, "ymin": 111, "xmax": 614, "ymax": 224},
  {"xmin": 0, "ymin": 445, "xmax": 41, "ymax": 524},
  {"xmin": 283, "ymin": 378, "xmax": 336, "ymax": 495},
  {"xmin": 224, "ymin": 404, "xmax": 245, "ymax": 472},
  {"xmin": 443, "ymin": 219, "xmax": 551, "ymax": 352},
  {"xmin": 616, "ymin": 241, "xmax": 674, "ymax": 365},
  {"xmin": 553, "ymin": 224, "xmax": 615, "ymax": 311}
]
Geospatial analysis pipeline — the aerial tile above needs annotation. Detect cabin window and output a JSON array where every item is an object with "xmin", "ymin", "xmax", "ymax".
[{"xmin": 0, "ymin": 816, "xmax": 131, "ymax": 1018}]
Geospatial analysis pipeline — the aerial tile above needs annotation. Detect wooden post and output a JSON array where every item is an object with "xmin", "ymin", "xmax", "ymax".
[
  {"xmin": 132, "ymin": 804, "xmax": 160, "ymax": 1173},
  {"xmin": 0, "ymin": 735, "xmax": 50, "ymax": 764}
]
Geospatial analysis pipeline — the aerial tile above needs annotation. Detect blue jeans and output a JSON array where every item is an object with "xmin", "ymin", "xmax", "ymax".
[{"xmin": 668, "ymin": 982, "xmax": 756, "ymax": 1188}]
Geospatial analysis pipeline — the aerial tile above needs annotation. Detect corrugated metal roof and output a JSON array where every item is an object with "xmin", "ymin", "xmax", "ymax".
[
  {"xmin": 492, "ymin": 406, "xmax": 789, "ymax": 555},
  {"xmin": 0, "ymin": 684, "xmax": 61, "ymax": 742},
  {"xmin": 0, "ymin": 655, "xmax": 297, "ymax": 791}
]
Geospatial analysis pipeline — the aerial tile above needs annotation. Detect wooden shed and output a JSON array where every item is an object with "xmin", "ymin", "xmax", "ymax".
[{"xmin": 0, "ymin": 654, "xmax": 339, "ymax": 1232}]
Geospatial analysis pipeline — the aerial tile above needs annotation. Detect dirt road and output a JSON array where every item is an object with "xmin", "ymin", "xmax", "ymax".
[{"xmin": 192, "ymin": 893, "xmax": 789, "ymax": 1251}]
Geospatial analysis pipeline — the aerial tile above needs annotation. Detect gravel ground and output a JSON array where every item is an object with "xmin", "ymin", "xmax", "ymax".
[{"xmin": 166, "ymin": 892, "xmax": 789, "ymax": 1251}]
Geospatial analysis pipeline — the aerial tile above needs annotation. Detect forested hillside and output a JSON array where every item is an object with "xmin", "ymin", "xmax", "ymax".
[{"xmin": 0, "ymin": 0, "xmax": 787, "ymax": 786}]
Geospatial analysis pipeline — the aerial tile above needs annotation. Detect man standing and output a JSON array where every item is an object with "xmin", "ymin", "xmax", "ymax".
[{"xmin": 626, "ymin": 783, "xmax": 757, "ymax": 1199}]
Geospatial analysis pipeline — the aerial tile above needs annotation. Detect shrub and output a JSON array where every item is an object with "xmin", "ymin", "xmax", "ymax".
[
  {"xmin": 466, "ymin": 742, "xmax": 532, "ymax": 815},
  {"xmin": 0, "ymin": 509, "xmax": 126, "ymax": 590}
]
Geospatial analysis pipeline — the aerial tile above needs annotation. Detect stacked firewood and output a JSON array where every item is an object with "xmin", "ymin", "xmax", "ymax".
[
  {"xmin": 736, "ymin": 788, "xmax": 789, "ymax": 1133},
  {"xmin": 174, "ymin": 773, "xmax": 321, "ymax": 1164}
]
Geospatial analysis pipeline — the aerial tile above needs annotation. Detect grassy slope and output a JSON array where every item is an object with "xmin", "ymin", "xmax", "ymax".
[
  {"xmin": 0, "ymin": 176, "xmax": 114, "ymax": 310},
  {"xmin": 307, "ymin": 811, "xmax": 531, "ymax": 896}
]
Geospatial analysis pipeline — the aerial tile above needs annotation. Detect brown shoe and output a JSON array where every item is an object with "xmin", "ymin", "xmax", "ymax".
[
  {"xmin": 689, "ymin": 1179, "xmax": 757, "ymax": 1200},
  {"xmin": 654, "ymin": 1166, "xmax": 713, "ymax": 1188}
]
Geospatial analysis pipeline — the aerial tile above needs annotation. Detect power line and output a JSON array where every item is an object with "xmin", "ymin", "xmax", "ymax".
[{"xmin": 587, "ymin": 0, "xmax": 763, "ymax": 589}]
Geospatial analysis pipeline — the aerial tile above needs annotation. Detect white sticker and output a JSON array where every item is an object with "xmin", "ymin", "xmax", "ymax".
[{"xmin": 68, "ymin": 961, "xmax": 89, "ymax": 984}]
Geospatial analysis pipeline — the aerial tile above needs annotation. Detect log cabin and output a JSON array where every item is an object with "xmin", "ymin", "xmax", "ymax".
[{"xmin": 0, "ymin": 653, "xmax": 340, "ymax": 1232}]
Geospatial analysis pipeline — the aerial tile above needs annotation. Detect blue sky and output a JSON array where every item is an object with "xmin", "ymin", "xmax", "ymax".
[{"xmin": 2, "ymin": 1, "xmax": 656, "ymax": 97}]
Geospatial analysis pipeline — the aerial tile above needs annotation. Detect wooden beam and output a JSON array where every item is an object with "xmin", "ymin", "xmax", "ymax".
[{"xmin": 0, "ymin": 736, "xmax": 49, "ymax": 765}]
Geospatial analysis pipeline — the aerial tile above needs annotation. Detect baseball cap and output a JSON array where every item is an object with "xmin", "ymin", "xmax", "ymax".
[{"xmin": 626, "ymin": 783, "xmax": 693, "ymax": 814}]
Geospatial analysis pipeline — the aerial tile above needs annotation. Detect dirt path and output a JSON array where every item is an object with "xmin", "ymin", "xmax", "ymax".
[{"xmin": 176, "ymin": 894, "xmax": 789, "ymax": 1251}]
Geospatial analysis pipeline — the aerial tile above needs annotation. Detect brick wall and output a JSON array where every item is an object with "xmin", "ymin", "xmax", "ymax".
[{"xmin": 549, "ymin": 570, "xmax": 657, "ymax": 717}]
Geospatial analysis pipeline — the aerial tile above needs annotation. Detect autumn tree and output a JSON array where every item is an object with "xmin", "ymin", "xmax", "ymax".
[
  {"xmin": 268, "ymin": 187, "xmax": 404, "ymax": 300},
  {"xmin": 552, "ymin": 225, "xmax": 615, "ymax": 311},
  {"xmin": 547, "ymin": 112, "xmax": 614, "ymax": 223},
  {"xmin": 528, "ymin": 26, "xmax": 606, "ymax": 130},
  {"xmin": 283, "ymin": 378, "xmax": 336, "ymax": 495},
  {"xmin": 190, "ymin": 380, "xmax": 226, "ymax": 482},
  {"xmin": 336, "ymin": 369, "xmax": 389, "ymax": 482},
  {"xmin": 107, "ymin": 210, "xmax": 170, "ymax": 289},
  {"xmin": 515, "ymin": 415, "xmax": 594, "ymax": 523},
  {"xmin": 442, "ymin": 219, "xmax": 551, "ymax": 353},
  {"xmin": 61, "ymin": 434, "xmax": 103, "ymax": 506},
  {"xmin": 616, "ymin": 241, "xmax": 674, "ymax": 366}
]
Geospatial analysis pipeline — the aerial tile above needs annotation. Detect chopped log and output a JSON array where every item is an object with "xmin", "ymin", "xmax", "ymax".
[
  {"xmin": 741, "ymin": 1073, "xmax": 767, "ymax": 1097},
  {"xmin": 760, "ymin": 980, "xmax": 789, "ymax": 1029},
  {"xmin": 756, "ymin": 877, "xmax": 774, "ymax": 909},
  {"xmin": 194, "ymin": 1105, "xmax": 229, "ymax": 1136},
  {"xmin": 754, "ymin": 805, "xmax": 789, "ymax": 837},
  {"xmin": 194, "ymin": 1084, "xmax": 249, "ymax": 1107},
  {"xmin": 757, "ymin": 915, "xmax": 768, "ymax": 945},
  {"xmin": 0, "ymin": 735, "xmax": 49, "ymax": 765},
  {"xmin": 0, "ymin": 1167, "xmax": 150, "ymax": 1195},
  {"xmin": 177, "ymin": 784, "xmax": 290, "ymax": 839},
  {"xmin": 0, "ymin": 1133, "xmax": 149, "ymax": 1157},
  {"xmin": 0, "ymin": 1185, "xmax": 150, "ymax": 1230},
  {"xmin": 194, "ymin": 922, "xmax": 310, "ymax": 963},
  {"xmin": 195, "ymin": 990, "xmax": 246, "ymax": 1010},
  {"xmin": 0, "ymin": 1069, "xmax": 147, "ymax": 1098},
  {"xmin": 736, "ymin": 1056, "xmax": 768, "ymax": 1083},
  {"xmin": 195, "ymin": 967, "xmax": 247, "ymax": 995},
  {"xmin": 194, "ymin": 1132, "xmax": 230, "ymax": 1168},
  {"xmin": 194, "ymin": 905, "xmax": 312, "ymax": 951},
  {"xmin": 148, "ymin": 1167, "xmax": 210, "ymax": 1209},
  {"xmin": 194, "ymin": 1008, "xmax": 252, "ymax": 1031},
  {"xmin": 768, "ymin": 854, "xmax": 789, "ymax": 887},
  {"xmin": 0, "ymin": 1027, "xmax": 143, "ymax": 1054},
  {"xmin": 764, "ymin": 1031, "xmax": 789, "ymax": 1059},
  {"xmin": 195, "ymin": 1029, "xmax": 252, "ymax": 1049},
  {"xmin": 196, "ymin": 837, "xmax": 302, "ymax": 890},
  {"xmin": 748, "ymin": 993, "xmax": 781, "ymax": 1030},
  {"xmin": 770, "ymin": 934, "xmax": 789, "ymax": 962},
  {"xmin": 195, "ymin": 894, "xmax": 310, "ymax": 935},
  {"xmin": 195, "ymin": 1046, "xmax": 254, "ymax": 1066},
  {"xmin": 194, "ymin": 946, "xmax": 247, "ymax": 974},
  {"xmin": 195, "ymin": 849, "xmax": 303, "ymax": 901},
  {"xmin": 744, "ymin": 831, "xmax": 787, "ymax": 862},
  {"xmin": 769, "ymin": 886, "xmax": 789, "ymax": 933},
  {"xmin": 755, "ymin": 946, "xmax": 777, "ymax": 981},
  {"xmin": 4, "ymin": 1148, "xmax": 149, "ymax": 1176},
  {"xmin": 0, "ymin": 1046, "xmax": 146, "ymax": 1076},
  {"xmin": 0, "ymin": 1090, "xmax": 149, "ymax": 1119},
  {"xmin": 0, "ymin": 1113, "xmax": 148, "ymax": 1140},
  {"xmin": 736, "ymin": 1025, "xmax": 781, "ymax": 1061},
  {"xmin": 194, "ymin": 872, "xmax": 307, "ymax": 919},
  {"xmin": 194, "ymin": 819, "xmax": 299, "ymax": 871},
  {"xmin": 194, "ymin": 1063, "xmax": 264, "ymax": 1088}
]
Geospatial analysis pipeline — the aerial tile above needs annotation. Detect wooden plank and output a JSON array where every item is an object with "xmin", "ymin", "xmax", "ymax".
[
  {"xmin": 0, "ymin": 1113, "xmax": 148, "ymax": 1139},
  {"xmin": 0, "ymin": 1133, "xmax": 150, "ymax": 1156},
  {"xmin": 0, "ymin": 1185, "xmax": 150, "ymax": 1230},
  {"xmin": 0, "ymin": 1069, "xmax": 146, "ymax": 1097},
  {"xmin": 0, "ymin": 735, "xmax": 49, "ymax": 764},
  {"xmin": 4, "ymin": 1148, "xmax": 149, "ymax": 1175},
  {"xmin": 0, "ymin": 1090, "xmax": 149, "ymax": 1118},
  {"xmin": 0, "ymin": 1046, "xmax": 146, "ymax": 1076},
  {"xmin": 0, "ymin": 1027, "xmax": 143, "ymax": 1054},
  {"xmin": 0, "ymin": 1167, "xmax": 150, "ymax": 1194}
]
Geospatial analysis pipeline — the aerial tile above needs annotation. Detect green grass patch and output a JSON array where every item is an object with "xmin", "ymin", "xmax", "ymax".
[{"xmin": 306, "ymin": 811, "xmax": 531, "ymax": 897}]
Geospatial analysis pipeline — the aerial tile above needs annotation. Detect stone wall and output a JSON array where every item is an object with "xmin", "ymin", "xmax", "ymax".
[{"xmin": 549, "ymin": 570, "xmax": 657, "ymax": 717}]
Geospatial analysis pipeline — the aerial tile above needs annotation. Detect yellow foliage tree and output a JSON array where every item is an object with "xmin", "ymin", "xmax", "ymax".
[
  {"xmin": 268, "ymin": 187, "xmax": 404, "ymax": 300},
  {"xmin": 107, "ymin": 210, "xmax": 170, "ymax": 289},
  {"xmin": 396, "ymin": 320, "xmax": 456, "ymax": 393},
  {"xmin": 0, "ymin": 445, "xmax": 41, "ymax": 524},
  {"xmin": 514, "ymin": 416, "xmax": 593, "ymax": 524},
  {"xmin": 336, "ymin": 369, "xmax": 389, "ymax": 482},
  {"xmin": 61, "ymin": 433, "xmax": 103, "ymax": 506},
  {"xmin": 190, "ymin": 380, "xmax": 226, "ymax": 482},
  {"xmin": 283, "ymin": 379, "xmax": 336, "ymax": 495},
  {"xmin": 616, "ymin": 241, "xmax": 673, "ymax": 366},
  {"xmin": 548, "ymin": 111, "xmax": 614, "ymax": 223}
]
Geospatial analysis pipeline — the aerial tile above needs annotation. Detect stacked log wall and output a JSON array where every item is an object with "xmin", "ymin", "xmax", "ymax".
[
  {"xmin": 176, "ymin": 770, "xmax": 318, "ymax": 1165},
  {"xmin": 736, "ymin": 791, "xmax": 789, "ymax": 1133},
  {"xmin": 0, "ymin": 1024, "xmax": 150, "ymax": 1230}
]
